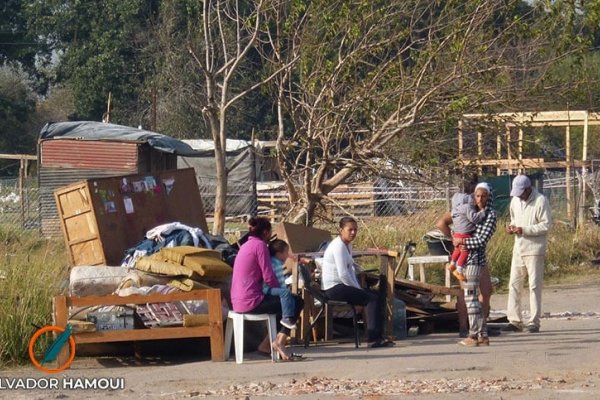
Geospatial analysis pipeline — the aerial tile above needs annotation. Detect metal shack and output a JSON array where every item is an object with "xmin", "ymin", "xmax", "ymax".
[{"xmin": 39, "ymin": 121, "xmax": 201, "ymax": 237}]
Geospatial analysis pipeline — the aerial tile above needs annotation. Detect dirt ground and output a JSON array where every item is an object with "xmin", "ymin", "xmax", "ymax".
[{"xmin": 2, "ymin": 282, "xmax": 600, "ymax": 399}]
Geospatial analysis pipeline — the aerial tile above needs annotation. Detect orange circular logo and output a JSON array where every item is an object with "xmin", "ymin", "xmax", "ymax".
[{"xmin": 28, "ymin": 325, "xmax": 76, "ymax": 373}]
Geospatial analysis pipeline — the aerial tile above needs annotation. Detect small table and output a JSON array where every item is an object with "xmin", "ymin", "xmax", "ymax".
[{"xmin": 407, "ymin": 255, "xmax": 452, "ymax": 302}]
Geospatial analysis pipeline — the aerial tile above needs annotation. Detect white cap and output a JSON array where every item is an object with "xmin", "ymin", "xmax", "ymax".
[
  {"xmin": 475, "ymin": 182, "xmax": 491, "ymax": 193},
  {"xmin": 510, "ymin": 175, "xmax": 531, "ymax": 197}
]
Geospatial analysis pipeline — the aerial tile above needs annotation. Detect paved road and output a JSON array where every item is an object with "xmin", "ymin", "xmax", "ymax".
[{"xmin": 2, "ymin": 283, "xmax": 599, "ymax": 399}]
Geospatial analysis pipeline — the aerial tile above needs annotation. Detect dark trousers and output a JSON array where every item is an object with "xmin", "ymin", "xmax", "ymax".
[
  {"xmin": 247, "ymin": 294, "xmax": 304, "ymax": 335},
  {"xmin": 324, "ymin": 283, "xmax": 384, "ymax": 342}
]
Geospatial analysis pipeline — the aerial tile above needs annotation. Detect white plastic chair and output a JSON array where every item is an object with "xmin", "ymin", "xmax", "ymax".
[{"xmin": 224, "ymin": 311, "xmax": 279, "ymax": 363}]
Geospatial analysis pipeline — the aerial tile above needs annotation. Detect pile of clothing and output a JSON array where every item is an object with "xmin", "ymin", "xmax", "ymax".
[{"xmin": 67, "ymin": 222, "xmax": 236, "ymax": 332}]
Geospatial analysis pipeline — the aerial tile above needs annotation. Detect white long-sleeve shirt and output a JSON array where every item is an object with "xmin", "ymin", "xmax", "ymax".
[
  {"xmin": 321, "ymin": 236, "xmax": 361, "ymax": 290},
  {"xmin": 509, "ymin": 188, "xmax": 551, "ymax": 256}
]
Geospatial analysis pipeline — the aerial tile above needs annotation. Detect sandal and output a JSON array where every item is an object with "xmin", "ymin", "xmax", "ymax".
[
  {"xmin": 369, "ymin": 339, "xmax": 395, "ymax": 348},
  {"xmin": 271, "ymin": 341, "xmax": 290, "ymax": 361}
]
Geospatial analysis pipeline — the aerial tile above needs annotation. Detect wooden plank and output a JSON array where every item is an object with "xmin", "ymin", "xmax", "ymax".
[
  {"xmin": 53, "ymin": 296, "xmax": 70, "ymax": 369},
  {"xmin": 206, "ymin": 288, "xmax": 224, "ymax": 361},
  {"xmin": 407, "ymin": 255, "xmax": 449, "ymax": 264},
  {"xmin": 407, "ymin": 311, "xmax": 458, "ymax": 321},
  {"xmin": 461, "ymin": 158, "xmax": 590, "ymax": 169},
  {"xmin": 0, "ymin": 153, "xmax": 37, "ymax": 160},
  {"xmin": 463, "ymin": 110, "xmax": 600, "ymax": 122},
  {"xmin": 380, "ymin": 255, "xmax": 395, "ymax": 337},
  {"xmin": 67, "ymin": 290, "xmax": 213, "ymax": 308},
  {"xmin": 394, "ymin": 278, "xmax": 461, "ymax": 297},
  {"xmin": 74, "ymin": 326, "xmax": 211, "ymax": 343},
  {"xmin": 566, "ymin": 125, "xmax": 572, "ymax": 220},
  {"xmin": 405, "ymin": 305, "xmax": 429, "ymax": 315}
]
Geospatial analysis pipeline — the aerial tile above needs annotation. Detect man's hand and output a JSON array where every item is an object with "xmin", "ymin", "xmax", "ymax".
[{"xmin": 507, "ymin": 225, "xmax": 523, "ymax": 235}]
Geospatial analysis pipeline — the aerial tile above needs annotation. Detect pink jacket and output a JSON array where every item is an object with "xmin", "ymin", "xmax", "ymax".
[{"xmin": 230, "ymin": 236, "xmax": 279, "ymax": 312}]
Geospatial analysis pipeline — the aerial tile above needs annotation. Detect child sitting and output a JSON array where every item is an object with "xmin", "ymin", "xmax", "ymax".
[
  {"xmin": 263, "ymin": 239, "xmax": 297, "ymax": 330},
  {"xmin": 447, "ymin": 190, "xmax": 487, "ymax": 281}
]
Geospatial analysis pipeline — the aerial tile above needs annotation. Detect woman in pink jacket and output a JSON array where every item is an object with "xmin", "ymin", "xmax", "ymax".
[{"xmin": 230, "ymin": 217, "xmax": 303, "ymax": 360}]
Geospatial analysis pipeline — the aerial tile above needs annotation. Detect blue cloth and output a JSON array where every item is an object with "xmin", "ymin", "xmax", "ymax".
[
  {"xmin": 265, "ymin": 287, "xmax": 295, "ymax": 318},
  {"xmin": 262, "ymin": 257, "xmax": 294, "ymax": 318}
]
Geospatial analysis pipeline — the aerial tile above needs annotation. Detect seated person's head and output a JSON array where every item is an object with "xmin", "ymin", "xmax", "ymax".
[
  {"xmin": 247, "ymin": 217, "xmax": 272, "ymax": 241},
  {"xmin": 269, "ymin": 239, "xmax": 289, "ymax": 262},
  {"xmin": 338, "ymin": 216, "xmax": 358, "ymax": 243}
]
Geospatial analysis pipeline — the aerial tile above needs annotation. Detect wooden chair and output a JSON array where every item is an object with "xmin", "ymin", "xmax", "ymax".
[{"xmin": 298, "ymin": 264, "xmax": 360, "ymax": 348}]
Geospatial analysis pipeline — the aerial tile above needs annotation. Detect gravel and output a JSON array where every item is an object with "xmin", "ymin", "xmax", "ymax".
[{"xmin": 196, "ymin": 376, "xmax": 570, "ymax": 397}]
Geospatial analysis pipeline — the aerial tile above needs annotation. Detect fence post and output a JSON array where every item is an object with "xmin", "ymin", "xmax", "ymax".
[{"xmin": 19, "ymin": 157, "xmax": 25, "ymax": 227}]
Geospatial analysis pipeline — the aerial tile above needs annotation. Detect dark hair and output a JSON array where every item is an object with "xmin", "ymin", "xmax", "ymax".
[
  {"xmin": 338, "ymin": 216, "xmax": 357, "ymax": 229},
  {"xmin": 248, "ymin": 217, "xmax": 272, "ymax": 238},
  {"xmin": 269, "ymin": 239, "xmax": 289, "ymax": 256}
]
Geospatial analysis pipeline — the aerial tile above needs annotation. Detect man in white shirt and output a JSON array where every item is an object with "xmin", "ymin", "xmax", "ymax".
[{"xmin": 503, "ymin": 175, "xmax": 551, "ymax": 333}]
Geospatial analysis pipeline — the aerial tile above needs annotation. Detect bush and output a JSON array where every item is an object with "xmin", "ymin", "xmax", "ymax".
[{"xmin": 0, "ymin": 228, "xmax": 68, "ymax": 367}]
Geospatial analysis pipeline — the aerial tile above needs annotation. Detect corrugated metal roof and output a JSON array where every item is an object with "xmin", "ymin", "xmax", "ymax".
[
  {"xmin": 40, "ymin": 140, "xmax": 139, "ymax": 170},
  {"xmin": 40, "ymin": 167, "xmax": 135, "ymax": 238},
  {"xmin": 39, "ymin": 121, "xmax": 202, "ymax": 157}
]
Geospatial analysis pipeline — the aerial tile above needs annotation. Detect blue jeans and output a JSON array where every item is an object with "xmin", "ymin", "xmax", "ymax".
[{"xmin": 265, "ymin": 287, "xmax": 295, "ymax": 319}]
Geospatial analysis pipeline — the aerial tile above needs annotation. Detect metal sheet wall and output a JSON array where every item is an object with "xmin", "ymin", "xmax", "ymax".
[{"xmin": 40, "ymin": 140, "xmax": 139, "ymax": 170}]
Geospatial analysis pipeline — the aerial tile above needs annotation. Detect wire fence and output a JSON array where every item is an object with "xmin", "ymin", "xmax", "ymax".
[
  {"xmin": 0, "ymin": 177, "xmax": 40, "ymax": 230},
  {"xmin": 0, "ymin": 172, "xmax": 591, "ymax": 238}
]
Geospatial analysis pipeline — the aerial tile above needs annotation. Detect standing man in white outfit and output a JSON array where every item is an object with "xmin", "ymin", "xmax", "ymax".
[{"xmin": 503, "ymin": 175, "xmax": 552, "ymax": 333}]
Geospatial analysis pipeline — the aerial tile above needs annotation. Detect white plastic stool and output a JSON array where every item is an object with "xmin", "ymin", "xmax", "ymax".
[{"xmin": 224, "ymin": 311, "xmax": 279, "ymax": 364}]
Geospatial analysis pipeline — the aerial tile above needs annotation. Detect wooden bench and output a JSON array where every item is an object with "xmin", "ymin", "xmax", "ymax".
[
  {"xmin": 407, "ymin": 255, "xmax": 452, "ymax": 302},
  {"xmin": 53, "ymin": 288, "xmax": 225, "ymax": 366}
]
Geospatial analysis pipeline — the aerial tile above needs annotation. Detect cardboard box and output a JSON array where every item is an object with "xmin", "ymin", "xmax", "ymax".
[{"xmin": 272, "ymin": 222, "xmax": 332, "ymax": 254}]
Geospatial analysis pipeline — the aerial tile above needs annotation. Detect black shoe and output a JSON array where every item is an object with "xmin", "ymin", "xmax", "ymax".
[
  {"xmin": 526, "ymin": 325, "xmax": 540, "ymax": 333},
  {"xmin": 501, "ymin": 323, "xmax": 522, "ymax": 332},
  {"xmin": 487, "ymin": 327, "xmax": 501, "ymax": 337}
]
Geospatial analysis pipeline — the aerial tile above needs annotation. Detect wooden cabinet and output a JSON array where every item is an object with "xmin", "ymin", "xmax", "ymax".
[{"xmin": 54, "ymin": 168, "xmax": 208, "ymax": 266}]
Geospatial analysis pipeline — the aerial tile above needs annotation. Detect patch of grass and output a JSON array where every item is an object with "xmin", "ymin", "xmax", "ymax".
[{"xmin": 0, "ymin": 227, "xmax": 68, "ymax": 368}]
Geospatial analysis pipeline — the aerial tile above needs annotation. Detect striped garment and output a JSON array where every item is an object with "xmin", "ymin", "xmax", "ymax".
[{"xmin": 464, "ymin": 199, "xmax": 497, "ymax": 267}]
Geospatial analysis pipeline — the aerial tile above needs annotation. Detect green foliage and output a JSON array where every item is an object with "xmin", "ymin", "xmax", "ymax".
[
  {"xmin": 26, "ymin": 0, "xmax": 160, "ymax": 121},
  {"xmin": 0, "ymin": 65, "xmax": 37, "ymax": 175}
]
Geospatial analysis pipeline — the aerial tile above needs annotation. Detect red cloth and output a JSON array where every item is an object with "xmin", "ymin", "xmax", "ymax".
[{"xmin": 451, "ymin": 232, "xmax": 472, "ymax": 268}]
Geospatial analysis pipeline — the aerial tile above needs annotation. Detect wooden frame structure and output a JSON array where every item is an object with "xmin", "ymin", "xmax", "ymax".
[
  {"xmin": 458, "ymin": 111, "xmax": 600, "ymax": 221},
  {"xmin": 53, "ymin": 288, "xmax": 225, "ymax": 367}
]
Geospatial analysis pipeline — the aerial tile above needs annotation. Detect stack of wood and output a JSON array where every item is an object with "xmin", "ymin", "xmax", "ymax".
[{"xmin": 393, "ymin": 278, "xmax": 460, "ymax": 327}]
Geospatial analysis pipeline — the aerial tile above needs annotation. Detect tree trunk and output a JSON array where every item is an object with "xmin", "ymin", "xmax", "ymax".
[
  {"xmin": 213, "ymin": 145, "xmax": 227, "ymax": 235},
  {"xmin": 291, "ymin": 192, "xmax": 319, "ymax": 226}
]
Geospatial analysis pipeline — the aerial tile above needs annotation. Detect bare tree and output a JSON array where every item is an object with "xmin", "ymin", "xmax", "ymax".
[
  {"xmin": 186, "ymin": 0, "xmax": 298, "ymax": 234},
  {"xmin": 265, "ymin": 0, "xmax": 578, "ymax": 225}
]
